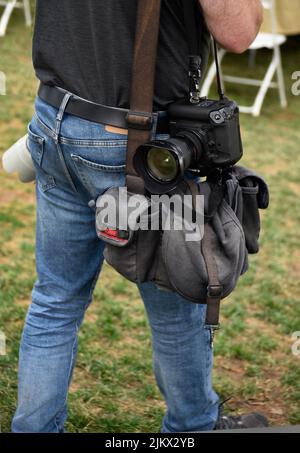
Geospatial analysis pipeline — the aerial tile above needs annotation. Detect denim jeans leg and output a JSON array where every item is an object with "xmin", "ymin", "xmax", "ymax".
[
  {"xmin": 12, "ymin": 94, "xmax": 219, "ymax": 433},
  {"xmin": 11, "ymin": 171, "xmax": 105, "ymax": 433},
  {"xmin": 138, "ymin": 282, "xmax": 219, "ymax": 432},
  {"xmin": 12, "ymin": 94, "xmax": 128, "ymax": 432}
]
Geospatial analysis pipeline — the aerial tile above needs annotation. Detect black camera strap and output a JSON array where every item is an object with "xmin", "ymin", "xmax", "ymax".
[
  {"xmin": 213, "ymin": 38, "xmax": 225, "ymax": 100},
  {"xmin": 182, "ymin": 0, "xmax": 200, "ymax": 56},
  {"xmin": 182, "ymin": 0, "xmax": 202, "ymax": 103},
  {"xmin": 183, "ymin": 0, "xmax": 225, "ymax": 101}
]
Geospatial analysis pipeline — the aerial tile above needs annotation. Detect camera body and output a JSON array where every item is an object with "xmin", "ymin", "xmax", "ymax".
[
  {"xmin": 133, "ymin": 96, "xmax": 243, "ymax": 194},
  {"xmin": 168, "ymin": 97, "xmax": 243, "ymax": 170}
]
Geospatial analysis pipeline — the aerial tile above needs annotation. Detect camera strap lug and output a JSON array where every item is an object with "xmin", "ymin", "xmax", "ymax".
[{"xmin": 188, "ymin": 55, "xmax": 202, "ymax": 104}]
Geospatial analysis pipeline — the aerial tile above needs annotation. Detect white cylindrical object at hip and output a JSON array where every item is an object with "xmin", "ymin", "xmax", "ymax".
[{"xmin": 2, "ymin": 134, "xmax": 36, "ymax": 183}]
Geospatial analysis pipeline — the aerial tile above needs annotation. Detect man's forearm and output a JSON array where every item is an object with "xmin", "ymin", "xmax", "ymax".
[{"xmin": 199, "ymin": 0, "xmax": 263, "ymax": 53}]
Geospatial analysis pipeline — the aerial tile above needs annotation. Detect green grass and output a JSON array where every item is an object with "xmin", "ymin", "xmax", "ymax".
[{"xmin": 0, "ymin": 8, "xmax": 300, "ymax": 432}]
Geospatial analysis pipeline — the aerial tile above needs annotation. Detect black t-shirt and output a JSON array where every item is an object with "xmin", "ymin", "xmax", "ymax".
[{"xmin": 33, "ymin": 0, "xmax": 210, "ymax": 110}]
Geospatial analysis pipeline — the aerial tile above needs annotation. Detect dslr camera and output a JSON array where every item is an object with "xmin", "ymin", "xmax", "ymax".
[{"xmin": 133, "ymin": 96, "xmax": 243, "ymax": 194}]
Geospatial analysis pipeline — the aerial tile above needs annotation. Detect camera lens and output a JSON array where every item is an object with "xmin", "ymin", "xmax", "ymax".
[
  {"xmin": 146, "ymin": 147, "xmax": 178, "ymax": 182},
  {"xmin": 133, "ymin": 135, "xmax": 201, "ymax": 194}
]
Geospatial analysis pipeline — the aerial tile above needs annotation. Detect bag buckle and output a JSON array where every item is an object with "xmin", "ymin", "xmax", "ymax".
[
  {"xmin": 205, "ymin": 323, "xmax": 221, "ymax": 332},
  {"xmin": 207, "ymin": 284, "xmax": 223, "ymax": 299},
  {"xmin": 126, "ymin": 111, "xmax": 154, "ymax": 131}
]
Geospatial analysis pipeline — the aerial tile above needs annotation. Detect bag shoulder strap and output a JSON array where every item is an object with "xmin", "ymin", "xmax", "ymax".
[
  {"xmin": 202, "ymin": 223, "xmax": 222, "ymax": 329},
  {"xmin": 126, "ymin": 0, "xmax": 162, "ymax": 194},
  {"xmin": 186, "ymin": 180, "xmax": 222, "ymax": 329}
]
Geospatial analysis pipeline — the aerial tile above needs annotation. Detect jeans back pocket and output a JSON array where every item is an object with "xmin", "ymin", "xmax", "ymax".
[
  {"xmin": 27, "ymin": 123, "xmax": 57, "ymax": 193},
  {"xmin": 70, "ymin": 147, "xmax": 126, "ymax": 199}
]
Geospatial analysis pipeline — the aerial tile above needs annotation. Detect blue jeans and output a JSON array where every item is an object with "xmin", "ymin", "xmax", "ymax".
[{"xmin": 12, "ymin": 93, "xmax": 219, "ymax": 433}]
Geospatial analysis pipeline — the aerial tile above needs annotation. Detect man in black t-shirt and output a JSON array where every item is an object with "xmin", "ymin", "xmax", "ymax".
[
  {"xmin": 32, "ymin": 0, "xmax": 209, "ymax": 110},
  {"xmin": 12, "ymin": 0, "xmax": 266, "ymax": 433}
]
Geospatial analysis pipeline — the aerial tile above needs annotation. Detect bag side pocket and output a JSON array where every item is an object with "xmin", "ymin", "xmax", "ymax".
[
  {"xmin": 241, "ymin": 181, "xmax": 260, "ymax": 254},
  {"xmin": 104, "ymin": 238, "xmax": 139, "ymax": 282},
  {"xmin": 104, "ymin": 228, "xmax": 161, "ymax": 283},
  {"xmin": 102, "ymin": 189, "xmax": 161, "ymax": 283}
]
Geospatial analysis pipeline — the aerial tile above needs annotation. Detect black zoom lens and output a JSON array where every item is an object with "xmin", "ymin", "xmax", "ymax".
[
  {"xmin": 133, "ymin": 132, "xmax": 202, "ymax": 194},
  {"xmin": 146, "ymin": 147, "xmax": 178, "ymax": 182}
]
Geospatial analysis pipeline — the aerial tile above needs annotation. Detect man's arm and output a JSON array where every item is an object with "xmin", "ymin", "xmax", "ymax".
[{"xmin": 199, "ymin": 0, "xmax": 263, "ymax": 53}]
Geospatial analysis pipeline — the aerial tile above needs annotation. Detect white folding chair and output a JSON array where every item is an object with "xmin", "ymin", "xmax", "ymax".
[
  {"xmin": 0, "ymin": 0, "xmax": 32, "ymax": 37},
  {"xmin": 200, "ymin": 0, "xmax": 287, "ymax": 117}
]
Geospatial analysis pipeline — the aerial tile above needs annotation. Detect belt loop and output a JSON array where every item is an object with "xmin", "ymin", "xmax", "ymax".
[
  {"xmin": 54, "ymin": 92, "xmax": 72, "ymax": 143},
  {"xmin": 53, "ymin": 91, "xmax": 78, "ymax": 193},
  {"xmin": 150, "ymin": 112, "xmax": 159, "ymax": 140}
]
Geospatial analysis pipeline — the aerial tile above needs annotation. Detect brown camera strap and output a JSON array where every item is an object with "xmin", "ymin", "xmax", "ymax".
[{"xmin": 126, "ymin": 0, "xmax": 162, "ymax": 194}]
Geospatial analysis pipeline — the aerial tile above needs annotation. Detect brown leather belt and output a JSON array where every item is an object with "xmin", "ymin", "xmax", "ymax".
[{"xmin": 38, "ymin": 83, "xmax": 170, "ymax": 135}]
